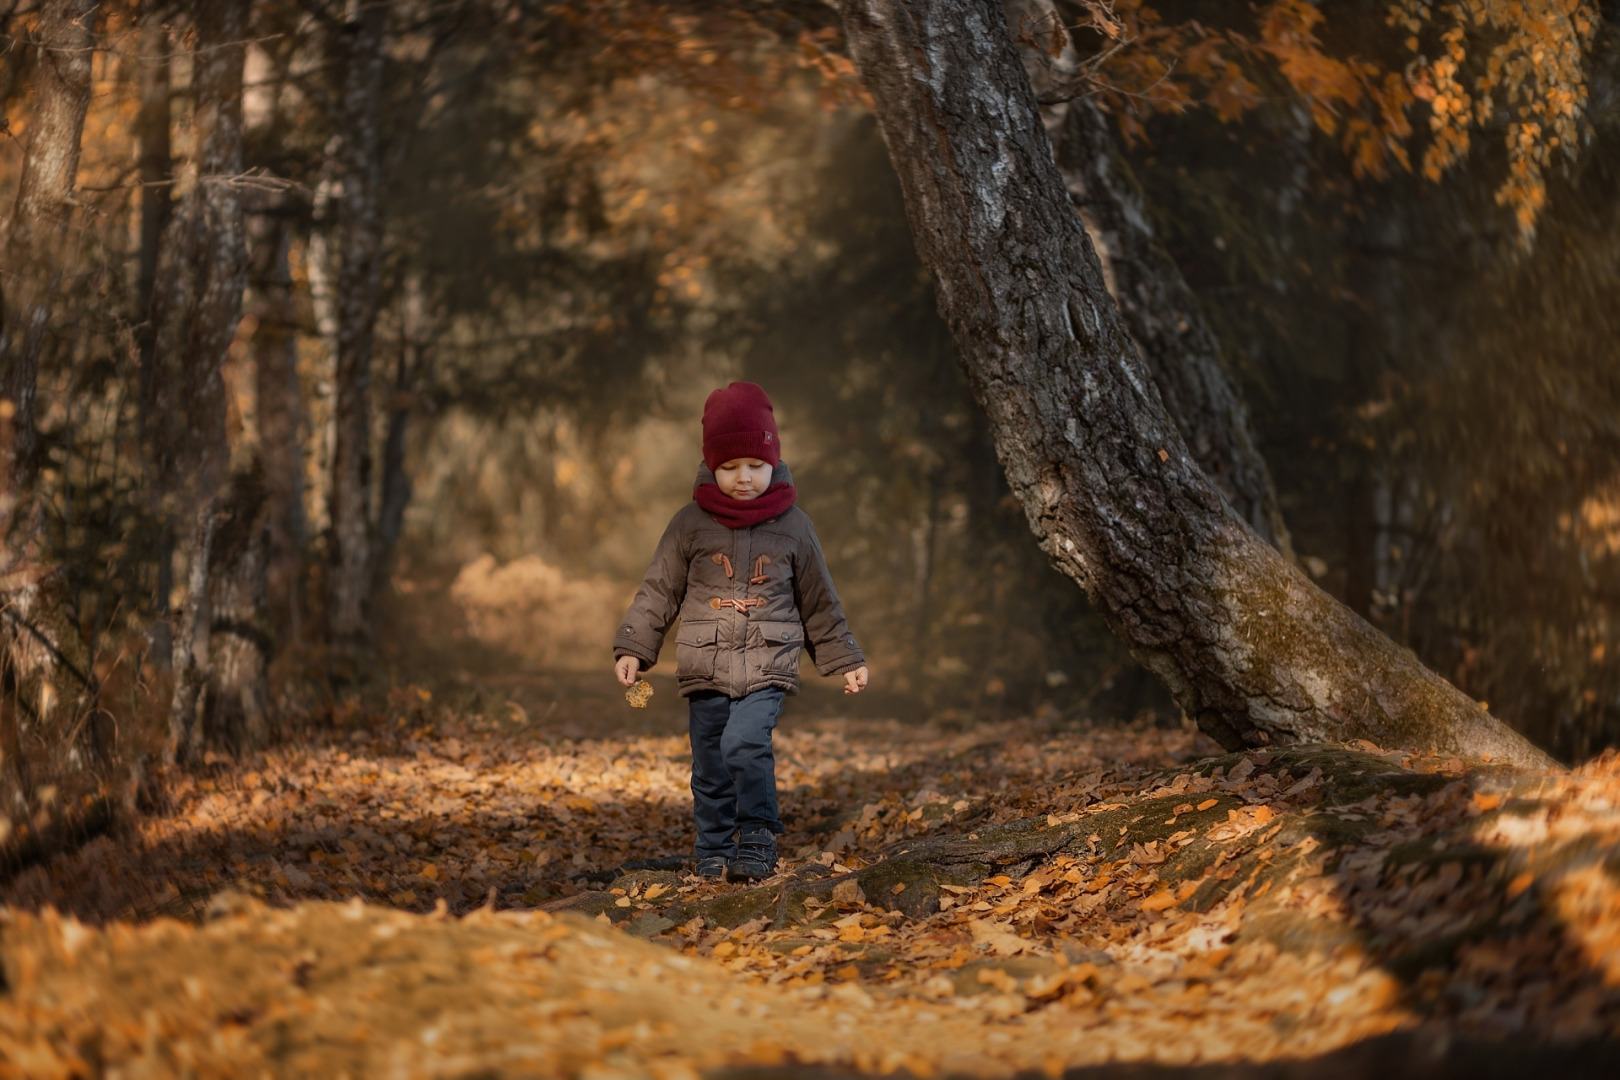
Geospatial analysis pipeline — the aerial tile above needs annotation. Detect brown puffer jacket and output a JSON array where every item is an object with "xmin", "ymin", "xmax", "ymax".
[{"xmin": 614, "ymin": 465, "xmax": 864, "ymax": 698}]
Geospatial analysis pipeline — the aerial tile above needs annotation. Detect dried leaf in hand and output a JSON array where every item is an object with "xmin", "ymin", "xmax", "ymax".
[{"xmin": 625, "ymin": 680, "xmax": 655, "ymax": 708}]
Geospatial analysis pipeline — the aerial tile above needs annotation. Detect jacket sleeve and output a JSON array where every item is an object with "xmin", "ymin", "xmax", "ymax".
[
  {"xmin": 792, "ymin": 513, "xmax": 865, "ymax": 677},
  {"xmin": 614, "ymin": 510, "xmax": 690, "ymax": 671}
]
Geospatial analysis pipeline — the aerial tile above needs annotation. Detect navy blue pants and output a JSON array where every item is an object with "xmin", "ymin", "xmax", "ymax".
[{"xmin": 688, "ymin": 687, "xmax": 786, "ymax": 858}]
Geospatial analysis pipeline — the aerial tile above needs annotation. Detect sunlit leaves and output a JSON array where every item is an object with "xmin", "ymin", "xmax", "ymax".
[
  {"xmin": 1076, "ymin": 0, "xmax": 1598, "ymax": 239},
  {"xmin": 11, "ymin": 709, "xmax": 1620, "ymax": 1072},
  {"xmin": 1390, "ymin": 0, "xmax": 1599, "ymax": 241}
]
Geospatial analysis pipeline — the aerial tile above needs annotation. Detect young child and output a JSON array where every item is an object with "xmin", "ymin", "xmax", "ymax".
[{"xmin": 614, "ymin": 382, "xmax": 868, "ymax": 882}]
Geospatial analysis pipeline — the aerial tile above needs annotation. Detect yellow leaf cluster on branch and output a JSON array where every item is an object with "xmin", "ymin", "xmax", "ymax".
[
  {"xmin": 1077, "ymin": 0, "xmax": 1599, "ymax": 240},
  {"xmin": 1390, "ymin": 0, "xmax": 1598, "ymax": 239}
]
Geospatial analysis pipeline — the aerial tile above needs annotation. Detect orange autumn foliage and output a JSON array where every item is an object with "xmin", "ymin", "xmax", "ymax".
[
  {"xmin": 1391, "ymin": 0, "xmax": 1598, "ymax": 238},
  {"xmin": 1071, "ymin": 0, "xmax": 1599, "ymax": 241},
  {"xmin": 527, "ymin": 0, "xmax": 1598, "ymax": 243}
]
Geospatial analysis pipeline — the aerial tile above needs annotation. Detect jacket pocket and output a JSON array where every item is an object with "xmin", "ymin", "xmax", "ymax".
[
  {"xmin": 676, "ymin": 620, "xmax": 720, "ymax": 678},
  {"xmin": 752, "ymin": 620, "xmax": 804, "ymax": 677}
]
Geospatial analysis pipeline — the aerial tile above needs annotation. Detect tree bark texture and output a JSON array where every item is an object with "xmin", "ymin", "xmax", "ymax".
[
  {"xmin": 0, "ymin": 0, "xmax": 95, "ymax": 490},
  {"xmin": 1051, "ymin": 100, "xmax": 1294, "ymax": 561},
  {"xmin": 834, "ymin": 0, "xmax": 1553, "ymax": 768},
  {"xmin": 321, "ymin": 6, "xmax": 389, "ymax": 645},
  {"xmin": 152, "ymin": 0, "xmax": 251, "ymax": 763},
  {"xmin": 0, "ymin": 0, "xmax": 99, "ymax": 800},
  {"xmin": 246, "ymin": 204, "xmax": 307, "ymax": 645},
  {"xmin": 171, "ymin": 0, "xmax": 248, "ymax": 499},
  {"xmin": 167, "ymin": 502, "xmax": 215, "ymax": 763},
  {"xmin": 134, "ymin": 14, "xmax": 173, "ymax": 365},
  {"xmin": 134, "ymin": 14, "xmax": 176, "ymax": 670},
  {"xmin": 206, "ymin": 465, "xmax": 271, "ymax": 752},
  {"xmin": 0, "ymin": 11, "xmax": 21, "ymax": 116},
  {"xmin": 996, "ymin": 1, "xmax": 1292, "ymax": 559}
]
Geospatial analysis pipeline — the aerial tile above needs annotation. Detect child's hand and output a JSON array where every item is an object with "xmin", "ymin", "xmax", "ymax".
[
  {"xmin": 615, "ymin": 655, "xmax": 641, "ymax": 687},
  {"xmin": 843, "ymin": 666, "xmax": 869, "ymax": 694}
]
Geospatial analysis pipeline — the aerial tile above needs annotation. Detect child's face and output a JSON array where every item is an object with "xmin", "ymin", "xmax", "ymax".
[{"xmin": 715, "ymin": 458, "xmax": 773, "ymax": 500}]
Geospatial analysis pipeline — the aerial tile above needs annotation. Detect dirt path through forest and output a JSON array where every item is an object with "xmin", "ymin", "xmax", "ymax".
[{"xmin": 4, "ymin": 675, "xmax": 1620, "ymax": 1077}]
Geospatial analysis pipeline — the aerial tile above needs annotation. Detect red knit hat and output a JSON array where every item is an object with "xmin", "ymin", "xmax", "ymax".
[{"xmin": 702, "ymin": 382, "xmax": 781, "ymax": 471}]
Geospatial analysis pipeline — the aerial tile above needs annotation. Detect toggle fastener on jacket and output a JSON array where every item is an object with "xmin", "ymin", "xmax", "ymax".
[{"xmin": 710, "ymin": 597, "xmax": 766, "ymax": 614}]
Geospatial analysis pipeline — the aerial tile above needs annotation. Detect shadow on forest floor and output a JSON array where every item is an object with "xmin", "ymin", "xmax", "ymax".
[
  {"xmin": 720, "ymin": 1029, "xmax": 1620, "ymax": 1078},
  {"xmin": 3, "ymin": 573, "xmax": 1620, "ymax": 1073}
]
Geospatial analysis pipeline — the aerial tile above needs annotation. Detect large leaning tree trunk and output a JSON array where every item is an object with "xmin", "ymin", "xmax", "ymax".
[
  {"xmin": 1051, "ymin": 101, "xmax": 1294, "ymax": 561},
  {"xmin": 835, "ymin": 0, "xmax": 1552, "ymax": 769},
  {"xmin": 999, "ymin": 0, "xmax": 1293, "ymax": 560}
]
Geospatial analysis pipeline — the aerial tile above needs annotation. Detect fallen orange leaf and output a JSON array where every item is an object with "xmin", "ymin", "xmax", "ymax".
[{"xmin": 1140, "ymin": 889, "xmax": 1179, "ymax": 912}]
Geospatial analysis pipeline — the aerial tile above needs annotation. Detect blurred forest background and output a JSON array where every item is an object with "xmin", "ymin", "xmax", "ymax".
[{"xmin": 0, "ymin": 0, "xmax": 1615, "ymax": 839}]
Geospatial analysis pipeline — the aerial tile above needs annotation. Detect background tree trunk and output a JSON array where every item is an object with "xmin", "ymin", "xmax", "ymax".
[
  {"xmin": 321, "ymin": 6, "xmax": 389, "ymax": 647},
  {"xmin": 150, "ymin": 0, "xmax": 250, "ymax": 763},
  {"xmin": 0, "ymin": 10, "xmax": 20, "ymax": 115},
  {"xmin": 166, "ymin": 504, "xmax": 215, "ymax": 763},
  {"xmin": 835, "ymin": 0, "xmax": 1552, "ymax": 768},
  {"xmin": 246, "ymin": 203, "xmax": 307, "ymax": 648},
  {"xmin": 134, "ymin": 12, "xmax": 173, "ymax": 364},
  {"xmin": 0, "ymin": 0, "xmax": 99, "ymax": 803},
  {"xmin": 207, "ymin": 465, "xmax": 271, "ymax": 752},
  {"xmin": 134, "ymin": 11, "xmax": 176, "ymax": 671},
  {"xmin": 1, "ymin": 0, "xmax": 95, "ymax": 492},
  {"xmin": 374, "ymin": 272, "xmax": 429, "ymax": 593}
]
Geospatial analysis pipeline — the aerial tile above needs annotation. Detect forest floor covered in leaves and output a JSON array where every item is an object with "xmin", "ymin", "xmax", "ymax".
[{"xmin": 4, "ymin": 667, "xmax": 1620, "ymax": 1077}]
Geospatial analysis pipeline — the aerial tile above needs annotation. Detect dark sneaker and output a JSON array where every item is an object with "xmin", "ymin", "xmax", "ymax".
[
  {"xmin": 695, "ymin": 855, "xmax": 729, "ymax": 879},
  {"xmin": 728, "ymin": 832, "xmax": 778, "ymax": 882}
]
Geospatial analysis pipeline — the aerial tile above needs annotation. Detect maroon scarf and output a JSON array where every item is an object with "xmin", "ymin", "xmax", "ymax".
[{"xmin": 693, "ymin": 461, "xmax": 797, "ymax": 529}]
